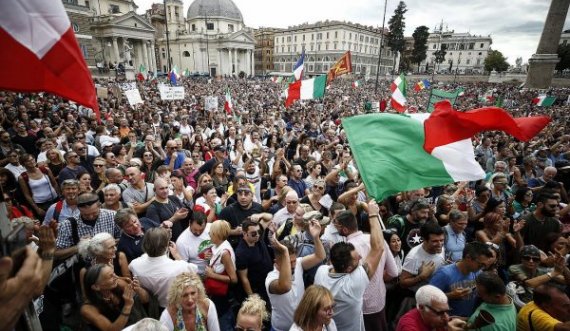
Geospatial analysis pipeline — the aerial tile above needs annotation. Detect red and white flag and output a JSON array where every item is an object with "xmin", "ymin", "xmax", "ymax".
[{"xmin": 0, "ymin": 0, "xmax": 99, "ymax": 120}]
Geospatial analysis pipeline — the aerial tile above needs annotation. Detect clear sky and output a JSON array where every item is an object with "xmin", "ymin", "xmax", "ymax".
[{"xmin": 134, "ymin": 0, "xmax": 570, "ymax": 65}]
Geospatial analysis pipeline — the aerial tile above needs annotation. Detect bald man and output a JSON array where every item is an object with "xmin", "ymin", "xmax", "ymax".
[{"xmin": 122, "ymin": 166, "xmax": 155, "ymax": 215}]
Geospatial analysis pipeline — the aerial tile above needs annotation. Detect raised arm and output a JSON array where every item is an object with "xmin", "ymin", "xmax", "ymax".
[{"xmin": 363, "ymin": 200, "xmax": 384, "ymax": 279}]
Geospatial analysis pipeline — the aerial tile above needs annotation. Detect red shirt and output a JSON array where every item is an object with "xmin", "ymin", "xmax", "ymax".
[{"xmin": 396, "ymin": 308, "xmax": 446, "ymax": 331}]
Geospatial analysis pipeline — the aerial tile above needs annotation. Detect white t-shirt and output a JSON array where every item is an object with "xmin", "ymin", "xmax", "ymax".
[
  {"xmin": 289, "ymin": 321, "xmax": 337, "ymax": 331},
  {"xmin": 210, "ymin": 240, "xmax": 235, "ymax": 274},
  {"xmin": 313, "ymin": 265, "xmax": 369, "ymax": 331},
  {"xmin": 265, "ymin": 257, "xmax": 306, "ymax": 331},
  {"xmin": 175, "ymin": 223, "xmax": 212, "ymax": 275},
  {"xmin": 402, "ymin": 243, "xmax": 446, "ymax": 291},
  {"xmin": 159, "ymin": 298, "xmax": 220, "ymax": 331},
  {"xmin": 129, "ymin": 254, "xmax": 197, "ymax": 307}
]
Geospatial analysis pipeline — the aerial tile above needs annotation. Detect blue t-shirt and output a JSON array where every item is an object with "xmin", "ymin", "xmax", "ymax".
[
  {"xmin": 164, "ymin": 153, "xmax": 185, "ymax": 170},
  {"xmin": 430, "ymin": 263, "xmax": 480, "ymax": 317}
]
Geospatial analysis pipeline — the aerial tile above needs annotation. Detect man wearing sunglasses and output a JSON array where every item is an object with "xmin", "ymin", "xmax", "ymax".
[{"xmin": 397, "ymin": 285, "xmax": 457, "ymax": 331}]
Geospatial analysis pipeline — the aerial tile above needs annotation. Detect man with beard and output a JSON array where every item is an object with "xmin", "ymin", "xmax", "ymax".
[
  {"xmin": 43, "ymin": 179, "xmax": 80, "ymax": 224},
  {"xmin": 264, "ymin": 220, "xmax": 326, "ymax": 331},
  {"xmin": 219, "ymin": 186, "xmax": 265, "ymax": 247},
  {"xmin": 520, "ymin": 192, "xmax": 562, "ymax": 252},
  {"xmin": 399, "ymin": 222, "xmax": 447, "ymax": 292},
  {"xmin": 175, "ymin": 211, "xmax": 211, "ymax": 276},
  {"xmin": 58, "ymin": 151, "xmax": 87, "ymax": 185},
  {"xmin": 387, "ymin": 201, "xmax": 431, "ymax": 254}
]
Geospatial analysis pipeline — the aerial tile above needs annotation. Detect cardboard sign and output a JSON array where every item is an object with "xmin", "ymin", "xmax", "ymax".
[
  {"xmin": 159, "ymin": 86, "xmax": 185, "ymax": 100},
  {"xmin": 124, "ymin": 89, "xmax": 143, "ymax": 106},
  {"xmin": 96, "ymin": 87, "xmax": 108, "ymax": 99},
  {"xmin": 204, "ymin": 96, "xmax": 218, "ymax": 111}
]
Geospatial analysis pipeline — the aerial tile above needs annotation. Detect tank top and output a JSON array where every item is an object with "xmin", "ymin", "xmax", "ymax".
[{"xmin": 28, "ymin": 175, "xmax": 57, "ymax": 203}]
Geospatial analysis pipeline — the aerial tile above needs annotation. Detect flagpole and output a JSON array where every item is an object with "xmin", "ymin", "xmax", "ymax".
[
  {"xmin": 374, "ymin": 0, "xmax": 388, "ymax": 93},
  {"xmin": 163, "ymin": 0, "xmax": 172, "ymax": 73}
]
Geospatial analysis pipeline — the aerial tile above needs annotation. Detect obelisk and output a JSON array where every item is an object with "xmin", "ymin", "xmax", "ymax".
[{"xmin": 525, "ymin": 0, "xmax": 570, "ymax": 89}]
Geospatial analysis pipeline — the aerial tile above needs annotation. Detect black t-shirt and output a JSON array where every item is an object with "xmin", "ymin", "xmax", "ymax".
[
  {"xmin": 145, "ymin": 196, "xmax": 190, "ymax": 241},
  {"xmin": 117, "ymin": 232, "xmax": 144, "ymax": 263},
  {"xmin": 235, "ymin": 238, "xmax": 273, "ymax": 302},
  {"xmin": 219, "ymin": 202, "xmax": 263, "ymax": 247}
]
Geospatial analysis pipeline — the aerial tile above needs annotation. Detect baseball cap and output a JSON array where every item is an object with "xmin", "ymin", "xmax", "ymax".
[
  {"xmin": 303, "ymin": 210, "xmax": 330, "ymax": 226},
  {"xmin": 520, "ymin": 245, "xmax": 540, "ymax": 258},
  {"xmin": 213, "ymin": 145, "xmax": 226, "ymax": 152}
]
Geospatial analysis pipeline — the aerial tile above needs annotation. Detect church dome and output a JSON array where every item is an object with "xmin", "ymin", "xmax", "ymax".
[{"xmin": 187, "ymin": 0, "xmax": 243, "ymax": 22}]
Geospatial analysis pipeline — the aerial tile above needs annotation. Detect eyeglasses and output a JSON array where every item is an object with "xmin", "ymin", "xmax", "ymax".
[
  {"xmin": 522, "ymin": 255, "xmax": 538, "ymax": 262},
  {"xmin": 93, "ymin": 164, "xmax": 105, "ymax": 168},
  {"xmin": 77, "ymin": 147, "xmax": 86, "ymax": 151},
  {"xmin": 425, "ymin": 305, "xmax": 451, "ymax": 316}
]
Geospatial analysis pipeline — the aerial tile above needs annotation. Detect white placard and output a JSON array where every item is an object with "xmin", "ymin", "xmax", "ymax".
[
  {"xmin": 159, "ymin": 86, "xmax": 185, "ymax": 100},
  {"xmin": 204, "ymin": 96, "xmax": 218, "ymax": 111},
  {"xmin": 124, "ymin": 89, "xmax": 143, "ymax": 106},
  {"xmin": 318, "ymin": 194, "xmax": 333, "ymax": 210}
]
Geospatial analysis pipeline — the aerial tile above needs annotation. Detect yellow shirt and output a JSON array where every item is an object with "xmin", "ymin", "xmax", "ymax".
[{"xmin": 517, "ymin": 301, "xmax": 560, "ymax": 331}]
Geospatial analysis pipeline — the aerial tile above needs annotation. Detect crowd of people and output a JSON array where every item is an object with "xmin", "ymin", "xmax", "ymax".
[{"xmin": 2, "ymin": 74, "xmax": 570, "ymax": 331}]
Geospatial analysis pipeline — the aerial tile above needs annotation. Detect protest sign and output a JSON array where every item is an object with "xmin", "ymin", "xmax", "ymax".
[
  {"xmin": 205, "ymin": 96, "xmax": 218, "ymax": 111},
  {"xmin": 124, "ymin": 89, "xmax": 143, "ymax": 106},
  {"xmin": 96, "ymin": 87, "xmax": 108, "ymax": 99},
  {"xmin": 159, "ymin": 86, "xmax": 185, "ymax": 100}
]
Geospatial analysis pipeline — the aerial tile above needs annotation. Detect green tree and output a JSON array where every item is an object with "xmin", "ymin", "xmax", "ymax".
[
  {"xmin": 556, "ymin": 44, "xmax": 570, "ymax": 71},
  {"xmin": 387, "ymin": 1, "xmax": 407, "ymax": 73},
  {"xmin": 411, "ymin": 25, "xmax": 430, "ymax": 72},
  {"xmin": 484, "ymin": 50, "xmax": 509, "ymax": 72},
  {"xmin": 434, "ymin": 44, "xmax": 447, "ymax": 72}
]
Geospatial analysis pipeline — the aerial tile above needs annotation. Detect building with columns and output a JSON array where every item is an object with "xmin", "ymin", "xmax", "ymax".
[
  {"xmin": 150, "ymin": 0, "xmax": 255, "ymax": 76},
  {"xmin": 272, "ymin": 20, "xmax": 395, "ymax": 79},
  {"xmin": 62, "ymin": 0, "xmax": 157, "ymax": 74},
  {"xmin": 419, "ymin": 26, "xmax": 493, "ymax": 74}
]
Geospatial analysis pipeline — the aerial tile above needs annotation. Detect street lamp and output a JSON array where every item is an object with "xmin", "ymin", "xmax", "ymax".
[{"xmin": 454, "ymin": 51, "xmax": 462, "ymax": 83}]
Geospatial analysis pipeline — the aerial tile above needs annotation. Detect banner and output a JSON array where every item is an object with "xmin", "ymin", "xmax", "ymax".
[
  {"xmin": 124, "ymin": 89, "xmax": 143, "ymax": 106},
  {"xmin": 327, "ymin": 51, "xmax": 352, "ymax": 82},
  {"xmin": 205, "ymin": 96, "xmax": 218, "ymax": 111},
  {"xmin": 159, "ymin": 86, "xmax": 185, "ymax": 100},
  {"xmin": 427, "ymin": 89, "xmax": 463, "ymax": 112}
]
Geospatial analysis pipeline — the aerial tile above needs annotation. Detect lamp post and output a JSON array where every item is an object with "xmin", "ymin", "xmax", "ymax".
[
  {"xmin": 374, "ymin": 0, "xmax": 388, "ymax": 92},
  {"xmin": 454, "ymin": 51, "xmax": 462, "ymax": 83},
  {"xmin": 163, "ymin": 0, "xmax": 172, "ymax": 72}
]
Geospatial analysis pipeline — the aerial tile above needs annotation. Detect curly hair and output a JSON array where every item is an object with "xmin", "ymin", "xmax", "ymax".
[
  {"xmin": 78, "ymin": 232, "xmax": 114, "ymax": 259},
  {"xmin": 237, "ymin": 294, "xmax": 269, "ymax": 327},
  {"xmin": 167, "ymin": 272, "xmax": 207, "ymax": 307}
]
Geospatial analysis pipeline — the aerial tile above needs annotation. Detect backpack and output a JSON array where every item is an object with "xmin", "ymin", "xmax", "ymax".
[{"xmin": 52, "ymin": 200, "xmax": 64, "ymax": 222}]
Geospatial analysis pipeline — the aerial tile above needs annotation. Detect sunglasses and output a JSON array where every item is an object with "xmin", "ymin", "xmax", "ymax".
[
  {"xmin": 522, "ymin": 256, "xmax": 538, "ymax": 262},
  {"xmin": 93, "ymin": 164, "xmax": 105, "ymax": 168}
]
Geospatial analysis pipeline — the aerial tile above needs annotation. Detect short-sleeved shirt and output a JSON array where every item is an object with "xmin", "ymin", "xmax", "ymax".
[
  {"xmin": 122, "ymin": 182, "xmax": 155, "ymax": 205},
  {"xmin": 56, "ymin": 209, "xmax": 119, "ymax": 249},
  {"xmin": 175, "ymin": 224, "xmax": 212, "ymax": 275},
  {"xmin": 468, "ymin": 300, "xmax": 516, "ymax": 331},
  {"xmin": 235, "ymin": 238, "xmax": 273, "ymax": 300},
  {"xmin": 265, "ymin": 257, "xmax": 306, "ymax": 331},
  {"xmin": 402, "ymin": 244, "xmax": 446, "ymax": 291},
  {"xmin": 314, "ymin": 265, "xmax": 369, "ymax": 331},
  {"xmin": 517, "ymin": 301, "xmax": 560, "ymax": 331},
  {"xmin": 429, "ymin": 263, "xmax": 479, "ymax": 317},
  {"xmin": 117, "ymin": 232, "xmax": 144, "ymax": 263},
  {"xmin": 508, "ymin": 264, "xmax": 550, "ymax": 304},
  {"xmin": 443, "ymin": 225, "xmax": 465, "ymax": 262}
]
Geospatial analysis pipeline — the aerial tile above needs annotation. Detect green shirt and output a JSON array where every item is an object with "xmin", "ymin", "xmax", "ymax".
[{"xmin": 467, "ymin": 299, "xmax": 517, "ymax": 331}]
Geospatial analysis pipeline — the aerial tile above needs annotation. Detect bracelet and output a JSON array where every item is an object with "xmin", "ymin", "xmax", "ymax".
[
  {"xmin": 369, "ymin": 214, "xmax": 379, "ymax": 218},
  {"xmin": 121, "ymin": 311, "xmax": 131, "ymax": 317},
  {"xmin": 41, "ymin": 253, "xmax": 54, "ymax": 260}
]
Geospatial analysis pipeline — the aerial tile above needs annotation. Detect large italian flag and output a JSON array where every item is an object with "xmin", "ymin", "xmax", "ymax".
[
  {"xmin": 0, "ymin": 0, "xmax": 99, "ymax": 120},
  {"xmin": 284, "ymin": 75, "xmax": 327, "ymax": 107},
  {"xmin": 532, "ymin": 95, "xmax": 556, "ymax": 107},
  {"xmin": 343, "ymin": 101, "xmax": 550, "ymax": 200}
]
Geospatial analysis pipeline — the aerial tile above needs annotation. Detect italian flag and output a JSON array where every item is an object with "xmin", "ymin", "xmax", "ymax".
[
  {"xmin": 0, "ymin": 0, "xmax": 99, "ymax": 121},
  {"xmin": 391, "ymin": 74, "xmax": 407, "ymax": 113},
  {"xmin": 343, "ymin": 101, "xmax": 550, "ymax": 200},
  {"xmin": 352, "ymin": 80, "xmax": 360, "ymax": 88},
  {"xmin": 532, "ymin": 95, "xmax": 556, "ymax": 107},
  {"xmin": 224, "ymin": 88, "xmax": 232, "ymax": 115},
  {"xmin": 284, "ymin": 75, "xmax": 327, "ymax": 107}
]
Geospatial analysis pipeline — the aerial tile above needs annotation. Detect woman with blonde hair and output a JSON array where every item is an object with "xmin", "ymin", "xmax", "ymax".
[
  {"xmin": 204, "ymin": 220, "xmax": 237, "ymax": 330},
  {"xmin": 235, "ymin": 294, "xmax": 269, "ymax": 331},
  {"xmin": 300, "ymin": 179, "xmax": 328, "ymax": 216},
  {"xmin": 290, "ymin": 285, "xmax": 337, "ymax": 331},
  {"xmin": 159, "ymin": 273, "xmax": 220, "ymax": 331},
  {"xmin": 45, "ymin": 147, "xmax": 66, "ymax": 179}
]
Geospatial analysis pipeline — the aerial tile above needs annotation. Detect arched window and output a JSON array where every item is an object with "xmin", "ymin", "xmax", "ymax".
[{"xmin": 183, "ymin": 51, "xmax": 190, "ymax": 57}]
